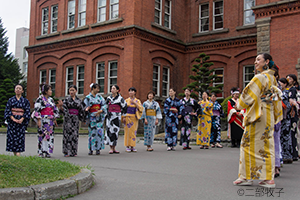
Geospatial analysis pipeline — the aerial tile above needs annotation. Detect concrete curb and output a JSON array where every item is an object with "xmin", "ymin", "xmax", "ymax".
[{"xmin": 0, "ymin": 169, "xmax": 94, "ymax": 200}]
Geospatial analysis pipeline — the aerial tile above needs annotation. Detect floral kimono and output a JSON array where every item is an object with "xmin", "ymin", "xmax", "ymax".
[
  {"xmin": 84, "ymin": 93, "xmax": 107, "ymax": 151},
  {"xmin": 164, "ymin": 97, "xmax": 182, "ymax": 147},
  {"xmin": 210, "ymin": 101, "xmax": 224, "ymax": 144},
  {"xmin": 197, "ymin": 100, "xmax": 213, "ymax": 146},
  {"xmin": 32, "ymin": 95, "xmax": 60, "ymax": 155},
  {"xmin": 237, "ymin": 69, "xmax": 283, "ymax": 181},
  {"xmin": 62, "ymin": 96, "xmax": 85, "ymax": 156},
  {"xmin": 105, "ymin": 94, "xmax": 127, "ymax": 146},
  {"xmin": 4, "ymin": 96, "xmax": 30, "ymax": 152},
  {"xmin": 179, "ymin": 97, "xmax": 201, "ymax": 148},
  {"xmin": 280, "ymin": 88, "xmax": 292, "ymax": 161},
  {"xmin": 123, "ymin": 97, "xmax": 143, "ymax": 147},
  {"xmin": 141, "ymin": 100, "xmax": 162, "ymax": 146}
]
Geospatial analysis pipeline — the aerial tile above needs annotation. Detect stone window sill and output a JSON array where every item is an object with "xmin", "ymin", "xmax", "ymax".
[
  {"xmin": 36, "ymin": 32, "xmax": 60, "ymax": 40},
  {"xmin": 151, "ymin": 22, "xmax": 177, "ymax": 35},
  {"xmin": 236, "ymin": 24, "xmax": 256, "ymax": 31},
  {"xmin": 91, "ymin": 18, "xmax": 123, "ymax": 28},
  {"xmin": 192, "ymin": 28, "xmax": 229, "ymax": 38},
  {"xmin": 61, "ymin": 25, "xmax": 89, "ymax": 35}
]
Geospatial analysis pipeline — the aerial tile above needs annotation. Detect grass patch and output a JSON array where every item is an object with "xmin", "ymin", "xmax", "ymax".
[{"xmin": 0, "ymin": 154, "xmax": 81, "ymax": 188}]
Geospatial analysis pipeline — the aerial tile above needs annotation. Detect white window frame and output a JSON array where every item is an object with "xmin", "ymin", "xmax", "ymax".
[
  {"xmin": 110, "ymin": 0, "xmax": 119, "ymax": 20},
  {"xmin": 154, "ymin": 0, "xmax": 162, "ymax": 25},
  {"xmin": 49, "ymin": 69, "xmax": 56, "ymax": 95},
  {"xmin": 243, "ymin": 65, "xmax": 255, "ymax": 88},
  {"xmin": 98, "ymin": 0, "xmax": 107, "ymax": 22},
  {"xmin": 41, "ymin": 7, "xmax": 49, "ymax": 35},
  {"xmin": 213, "ymin": 1, "xmax": 223, "ymax": 30},
  {"xmin": 244, "ymin": 0, "xmax": 255, "ymax": 25},
  {"xmin": 78, "ymin": 0, "xmax": 86, "ymax": 27},
  {"xmin": 66, "ymin": 66, "xmax": 74, "ymax": 95},
  {"xmin": 40, "ymin": 70, "xmax": 47, "ymax": 93},
  {"xmin": 108, "ymin": 61, "xmax": 118, "ymax": 92},
  {"xmin": 162, "ymin": 67, "xmax": 170, "ymax": 97},
  {"xmin": 153, "ymin": 64, "xmax": 160, "ymax": 96},
  {"xmin": 51, "ymin": 5, "xmax": 58, "ymax": 33},
  {"xmin": 199, "ymin": 3, "xmax": 209, "ymax": 32},
  {"xmin": 77, "ymin": 65, "xmax": 85, "ymax": 95},
  {"xmin": 23, "ymin": 62, "xmax": 28, "ymax": 74},
  {"xmin": 213, "ymin": 68, "xmax": 224, "ymax": 98},
  {"xmin": 68, "ymin": 0, "xmax": 76, "ymax": 29},
  {"xmin": 96, "ymin": 62, "xmax": 105, "ymax": 94},
  {"xmin": 164, "ymin": 0, "xmax": 171, "ymax": 29}
]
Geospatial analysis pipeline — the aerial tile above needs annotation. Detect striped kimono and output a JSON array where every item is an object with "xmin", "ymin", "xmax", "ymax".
[{"xmin": 237, "ymin": 69, "xmax": 283, "ymax": 181}]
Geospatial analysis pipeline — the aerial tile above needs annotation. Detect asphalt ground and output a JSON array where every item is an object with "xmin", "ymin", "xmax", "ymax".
[{"xmin": 0, "ymin": 134, "xmax": 299, "ymax": 200}]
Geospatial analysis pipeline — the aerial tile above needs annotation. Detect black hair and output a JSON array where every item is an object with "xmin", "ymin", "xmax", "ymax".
[
  {"xmin": 91, "ymin": 83, "xmax": 100, "ymax": 90},
  {"xmin": 169, "ymin": 88, "xmax": 176, "ymax": 92},
  {"xmin": 68, "ymin": 85, "xmax": 77, "ymax": 90},
  {"xmin": 147, "ymin": 91, "xmax": 156, "ymax": 99},
  {"xmin": 128, "ymin": 87, "xmax": 137, "ymax": 93},
  {"xmin": 211, "ymin": 92, "xmax": 217, "ymax": 97},
  {"xmin": 184, "ymin": 88, "xmax": 192, "ymax": 92},
  {"xmin": 111, "ymin": 85, "xmax": 120, "ymax": 91},
  {"xmin": 279, "ymin": 78, "xmax": 288, "ymax": 86},
  {"xmin": 202, "ymin": 91, "xmax": 209, "ymax": 96},
  {"xmin": 287, "ymin": 74, "xmax": 299, "ymax": 86},
  {"xmin": 15, "ymin": 84, "xmax": 24, "ymax": 91},
  {"xmin": 258, "ymin": 53, "xmax": 279, "ymax": 71},
  {"xmin": 230, "ymin": 87, "xmax": 239, "ymax": 93},
  {"xmin": 40, "ymin": 84, "xmax": 52, "ymax": 95},
  {"xmin": 258, "ymin": 53, "xmax": 273, "ymax": 63}
]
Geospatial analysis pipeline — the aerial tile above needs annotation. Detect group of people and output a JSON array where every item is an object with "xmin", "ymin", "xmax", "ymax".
[{"xmin": 4, "ymin": 52, "xmax": 300, "ymax": 189}]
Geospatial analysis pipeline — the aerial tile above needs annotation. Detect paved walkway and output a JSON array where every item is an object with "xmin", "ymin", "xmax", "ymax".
[{"xmin": 0, "ymin": 134, "xmax": 299, "ymax": 200}]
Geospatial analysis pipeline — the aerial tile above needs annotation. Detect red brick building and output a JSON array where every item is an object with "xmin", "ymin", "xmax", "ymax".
[{"xmin": 26, "ymin": 0, "xmax": 300, "ymax": 106}]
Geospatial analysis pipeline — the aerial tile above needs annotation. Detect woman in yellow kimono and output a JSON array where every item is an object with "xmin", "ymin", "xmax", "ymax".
[
  {"xmin": 123, "ymin": 87, "xmax": 143, "ymax": 152},
  {"xmin": 197, "ymin": 91, "xmax": 213, "ymax": 149},
  {"xmin": 233, "ymin": 53, "xmax": 282, "ymax": 188}
]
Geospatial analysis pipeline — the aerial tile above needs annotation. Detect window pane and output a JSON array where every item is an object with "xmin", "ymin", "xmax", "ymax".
[
  {"xmin": 99, "ymin": 0, "xmax": 106, "ymax": 6},
  {"xmin": 214, "ymin": 1, "xmax": 223, "ymax": 15}
]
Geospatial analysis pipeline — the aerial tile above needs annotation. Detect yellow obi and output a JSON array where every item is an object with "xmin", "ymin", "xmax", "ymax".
[{"xmin": 146, "ymin": 109, "xmax": 156, "ymax": 116}]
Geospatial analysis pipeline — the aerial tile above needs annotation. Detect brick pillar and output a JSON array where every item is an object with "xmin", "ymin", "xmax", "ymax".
[
  {"xmin": 296, "ymin": 53, "xmax": 300, "ymax": 83},
  {"xmin": 256, "ymin": 17, "xmax": 271, "ymax": 54}
]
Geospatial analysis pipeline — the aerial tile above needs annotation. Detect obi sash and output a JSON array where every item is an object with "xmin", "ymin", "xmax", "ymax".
[
  {"xmin": 90, "ymin": 104, "xmax": 101, "ymax": 113},
  {"xmin": 11, "ymin": 108, "xmax": 24, "ymax": 116},
  {"xmin": 127, "ymin": 107, "xmax": 137, "ymax": 114},
  {"xmin": 41, "ymin": 107, "xmax": 54, "ymax": 116},
  {"xmin": 213, "ymin": 110, "xmax": 220, "ymax": 116},
  {"xmin": 146, "ymin": 109, "xmax": 156, "ymax": 116},
  {"xmin": 109, "ymin": 104, "xmax": 121, "ymax": 112},
  {"xmin": 171, "ymin": 107, "xmax": 177, "ymax": 113},
  {"xmin": 69, "ymin": 109, "xmax": 79, "ymax": 115}
]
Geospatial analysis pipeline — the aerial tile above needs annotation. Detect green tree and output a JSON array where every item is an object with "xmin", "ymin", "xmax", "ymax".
[
  {"xmin": 0, "ymin": 17, "xmax": 23, "ymax": 86},
  {"xmin": 179, "ymin": 53, "xmax": 223, "ymax": 99},
  {"xmin": 0, "ymin": 78, "xmax": 15, "ymax": 124}
]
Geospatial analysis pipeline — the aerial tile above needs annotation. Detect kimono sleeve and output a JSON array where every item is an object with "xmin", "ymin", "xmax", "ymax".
[
  {"xmin": 164, "ymin": 99, "xmax": 171, "ymax": 116},
  {"xmin": 156, "ymin": 102, "xmax": 163, "ymax": 119},
  {"xmin": 99, "ymin": 95, "xmax": 108, "ymax": 118},
  {"xmin": 135, "ymin": 99, "xmax": 144, "ymax": 120},
  {"xmin": 4, "ymin": 98, "xmax": 13, "ymax": 120},
  {"xmin": 141, "ymin": 102, "xmax": 147, "ymax": 120},
  {"xmin": 62, "ymin": 98, "xmax": 70, "ymax": 117},
  {"xmin": 32, "ymin": 97, "xmax": 42, "ymax": 120},
  {"xmin": 78, "ymin": 99, "xmax": 86, "ymax": 122},
  {"xmin": 51, "ymin": 98, "xmax": 60, "ymax": 119},
  {"xmin": 23, "ymin": 98, "xmax": 31, "ymax": 126},
  {"xmin": 227, "ymin": 100, "xmax": 236, "ymax": 123},
  {"xmin": 178, "ymin": 99, "xmax": 185, "ymax": 116},
  {"xmin": 120, "ymin": 97, "xmax": 127, "ymax": 115}
]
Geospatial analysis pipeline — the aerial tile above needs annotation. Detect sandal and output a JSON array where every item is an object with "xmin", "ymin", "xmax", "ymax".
[
  {"xmin": 199, "ymin": 145, "xmax": 204, "ymax": 149},
  {"xmin": 258, "ymin": 180, "xmax": 275, "ymax": 188},
  {"xmin": 113, "ymin": 150, "xmax": 120, "ymax": 154},
  {"xmin": 38, "ymin": 153, "xmax": 44, "ymax": 158},
  {"xmin": 233, "ymin": 178, "xmax": 253, "ymax": 186},
  {"xmin": 216, "ymin": 143, "xmax": 223, "ymax": 148},
  {"xmin": 126, "ymin": 148, "xmax": 131, "ymax": 152},
  {"xmin": 109, "ymin": 150, "xmax": 114, "ymax": 154},
  {"xmin": 88, "ymin": 150, "xmax": 93, "ymax": 155},
  {"xmin": 64, "ymin": 154, "xmax": 70, "ymax": 157},
  {"xmin": 45, "ymin": 153, "xmax": 51, "ymax": 158},
  {"xmin": 204, "ymin": 145, "xmax": 209, "ymax": 149},
  {"xmin": 211, "ymin": 144, "xmax": 215, "ymax": 148},
  {"xmin": 147, "ymin": 148, "xmax": 154, "ymax": 151}
]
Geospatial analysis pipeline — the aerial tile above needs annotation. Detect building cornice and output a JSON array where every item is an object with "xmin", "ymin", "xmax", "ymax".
[
  {"xmin": 26, "ymin": 25, "xmax": 257, "ymax": 54},
  {"xmin": 252, "ymin": 0, "xmax": 300, "ymax": 19}
]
